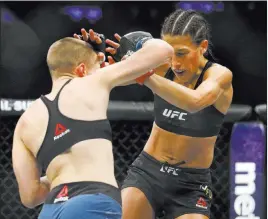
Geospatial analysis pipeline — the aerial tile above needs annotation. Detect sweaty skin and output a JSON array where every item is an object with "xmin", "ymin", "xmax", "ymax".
[
  {"xmin": 144, "ymin": 35, "xmax": 233, "ymax": 168},
  {"xmin": 12, "ymin": 36, "xmax": 174, "ymax": 208},
  {"xmin": 105, "ymin": 33, "xmax": 233, "ymax": 219},
  {"xmin": 101, "ymin": 34, "xmax": 233, "ymax": 219},
  {"xmin": 17, "ymin": 77, "xmax": 118, "ymax": 190}
]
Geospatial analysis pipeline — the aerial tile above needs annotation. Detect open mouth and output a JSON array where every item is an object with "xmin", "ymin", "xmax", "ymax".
[{"xmin": 173, "ymin": 69, "xmax": 185, "ymax": 75}]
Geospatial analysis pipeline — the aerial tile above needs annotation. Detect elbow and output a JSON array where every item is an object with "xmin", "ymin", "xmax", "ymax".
[
  {"xmin": 184, "ymin": 104, "xmax": 199, "ymax": 114},
  {"xmin": 150, "ymin": 39, "xmax": 174, "ymax": 58},
  {"xmin": 20, "ymin": 193, "xmax": 38, "ymax": 209},
  {"xmin": 186, "ymin": 106, "xmax": 201, "ymax": 114},
  {"xmin": 19, "ymin": 183, "xmax": 49, "ymax": 209},
  {"xmin": 163, "ymin": 43, "xmax": 174, "ymax": 58},
  {"xmin": 23, "ymin": 203, "xmax": 36, "ymax": 209},
  {"xmin": 21, "ymin": 197, "xmax": 37, "ymax": 209},
  {"xmin": 159, "ymin": 41, "xmax": 174, "ymax": 58}
]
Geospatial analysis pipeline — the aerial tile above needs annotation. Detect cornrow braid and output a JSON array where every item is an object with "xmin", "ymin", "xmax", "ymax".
[{"xmin": 161, "ymin": 9, "xmax": 217, "ymax": 61}]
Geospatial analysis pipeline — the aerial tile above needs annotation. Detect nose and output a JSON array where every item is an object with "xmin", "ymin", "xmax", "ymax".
[{"xmin": 172, "ymin": 59, "xmax": 181, "ymax": 69}]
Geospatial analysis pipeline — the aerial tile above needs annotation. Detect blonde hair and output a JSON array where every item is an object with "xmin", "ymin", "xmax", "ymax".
[{"xmin": 47, "ymin": 37, "xmax": 97, "ymax": 78}]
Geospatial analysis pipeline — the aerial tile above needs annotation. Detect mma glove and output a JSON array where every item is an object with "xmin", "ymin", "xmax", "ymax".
[
  {"xmin": 113, "ymin": 31, "xmax": 153, "ymax": 62},
  {"xmin": 78, "ymin": 32, "xmax": 106, "ymax": 54},
  {"xmin": 113, "ymin": 31, "xmax": 154, "ymax": 85}
]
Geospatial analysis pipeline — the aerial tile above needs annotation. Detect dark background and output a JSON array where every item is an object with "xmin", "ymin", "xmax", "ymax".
[
  {"xmin": 0, "ymin": 3, "xmax": 266, "ymax": 219},
  {"xmin": 0, "ymin": 1, "xmax": 267, "ymax": 107}
]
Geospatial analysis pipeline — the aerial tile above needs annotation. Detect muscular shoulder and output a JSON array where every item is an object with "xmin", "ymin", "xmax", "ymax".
[
  {"xmin": 205, "ymin": 63, "xmax": 233, "ymax": 89},
  {"xmin": 82, "ymin": 73, "xmax": 110, "ymax": 91},
  {"xmin": 17, "ymin": 99, "xmax": 48, "ymax": 138},
  {"xmin": 20, "ymin": 98, "xmax": 45, "ymax": 120}
]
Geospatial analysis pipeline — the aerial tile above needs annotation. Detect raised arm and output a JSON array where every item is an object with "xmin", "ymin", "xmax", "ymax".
[
  {"xmin": 93, "ymin": 33, "xmax": 174, "ymax": 89},
  {"xmin": 106, "ymin": 33, "xmax": 171, "ymax": 78},
  {"xmin": 144, "ymin": 66, "xmax": 233, "ymax": 113}
]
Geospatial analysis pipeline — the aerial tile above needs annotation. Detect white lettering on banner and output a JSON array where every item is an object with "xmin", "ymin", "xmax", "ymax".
[
  {"xmin": 162, "ymin": 109, "xmax": 187, "ymax": 121},
  {"xmin": 14, "ymin": 100, "xmax": 33, "ymax": 111},
  {"xmin": 0, "ymin": 100, "xmax": 12, "ymax": 111},
  {"xmin": 234, "ymin": 162, "xmax": 260, "ymax": 219},
  {"xmin": 0, "ymin": 100, "xmax": 33, "ymax": 112}
]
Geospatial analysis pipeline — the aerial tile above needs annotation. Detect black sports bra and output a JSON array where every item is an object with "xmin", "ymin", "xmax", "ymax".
[
  {"xmin": 154, "ymin": 61, "xmax": 225, "ymax": 137},
  {"xmin": 36, "ymin": 80, "xmax": 112, "ymax": 171}
]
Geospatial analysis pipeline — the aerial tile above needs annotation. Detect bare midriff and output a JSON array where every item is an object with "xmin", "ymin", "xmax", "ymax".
[{"xmin": 144, "ymin": 123, "xmax": 217, "ymax": 168}]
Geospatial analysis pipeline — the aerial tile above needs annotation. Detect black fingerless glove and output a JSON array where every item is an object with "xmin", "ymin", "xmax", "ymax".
[
  {"xmin": 113, "ymin": 31, "xmax": 153, "ymax": 62},
  {"xmin": 79, "ymin": 32, "xmax": 106, "ymax": 53}
]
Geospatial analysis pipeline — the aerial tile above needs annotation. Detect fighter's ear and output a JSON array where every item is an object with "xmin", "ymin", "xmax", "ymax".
[
  {"xmin": 200, "ymin": 40, "xmax": 208, "ymax": 55},
  {"xmin": 74, "ymin": 63, "xmax": 86, "ymax": 77}
]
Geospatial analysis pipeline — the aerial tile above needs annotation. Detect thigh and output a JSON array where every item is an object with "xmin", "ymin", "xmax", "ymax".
[
  {"xmin": 122, "ymin": 187, "xmax": 154, "ymax": 219},
  {"xmin": 62, "ymin": 209, "xmax": 121, "ymax": 219},
  {"xmin": 38, "ymin": 204, "xmax": 63, "ymax": 219},
  {"xmin": 165, "ymin": 190, "xmax": 211, "ymax": 219},
  {"xmin": 175, "ymin": 214, "xmax": 209, "ymax": 219}
]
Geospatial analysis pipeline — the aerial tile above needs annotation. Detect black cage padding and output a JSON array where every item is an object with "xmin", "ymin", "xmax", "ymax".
[
  {"xmin": 255, "ymin": 104, "xmax": 267, "ymax": 123},
  {"xmin": 0, "ymin": 102, "xmax": 253, "ymax": 219},
  {"xmin": 1, "ymin": 117, "xmax": 232, "ymax": 219},
  {"xmin": 1, "ymin": 99, "xmax": 252, "ymax": 123}
]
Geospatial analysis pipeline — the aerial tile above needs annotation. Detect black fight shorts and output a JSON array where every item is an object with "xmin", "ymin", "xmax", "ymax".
[{"xmin": 122, "ymin": 151, "xmax": 213, "ymax": 218}]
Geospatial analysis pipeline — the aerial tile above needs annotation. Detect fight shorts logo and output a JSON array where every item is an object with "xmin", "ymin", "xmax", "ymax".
[
  {"xmin": 54, "ymin": 185, "xmax": 69, "ymax": 203},
  {"xmin": 160, "ymin": 163, "xmax": 180, "ymax": 176},
  {"xmin": 54, "ymin": 123, "xmax": 70, "ymax": 141},
  {"xmin": 162, "ymin": 109, "xmax": 187, "ymax": 121},
  {"xmin": 196, "ymin": 197, "xmax": 208, "ymax": 209},
  {"xmin": 200, "ymin": 185, "xmax": 213, "ymax": 199}
]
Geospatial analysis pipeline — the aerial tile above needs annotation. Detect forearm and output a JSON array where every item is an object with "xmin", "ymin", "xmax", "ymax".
[
  {"xmin": 144, "ymin": 75, "xmax": 199, "ymax": 112},
  {"xmin": 40, "ymin": 176, "xmax": 50, "ymax": 191},
  {"xmin": 124, "ymin": 39, "xmax": 173, "ymax": 80},
  {"xmin": 102, "ymin": 39, "xmax": 173, "ymax": 88},
  {"xmin": 20, "ymin": 176, "xmax": 50, "ymax": 208},
  {"xmin": 33, "ymin": 179, "xmax": 50, "ymax": 206},
  {"xmin": 116, "ymin": 50, "xmax": 170, "ymax": 87},
  {"xmin": 35, "ymin": 176, "xmax": 50, "ymax": 204}
]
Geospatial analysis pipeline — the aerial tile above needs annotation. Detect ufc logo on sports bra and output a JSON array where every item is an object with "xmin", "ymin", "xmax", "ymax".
[{"xmin": 162, "ymin": 109, "xmax": 187, "ymax": 121}]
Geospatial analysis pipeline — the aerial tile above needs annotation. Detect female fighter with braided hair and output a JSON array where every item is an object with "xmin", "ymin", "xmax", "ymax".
[{"xmin": 105, "ymin": 9, "xmax": 233, "ymax": 219}]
